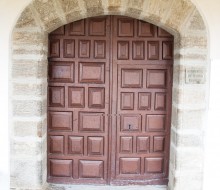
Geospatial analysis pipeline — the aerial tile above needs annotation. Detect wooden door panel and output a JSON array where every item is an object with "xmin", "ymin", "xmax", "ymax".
[
  {"xmin": 48, "ymin": 15, "xmax": 173, "ymax": 185},
  {"xmin": 111, "ymin": 16, "xmax": 173, "ymax": 185},
  {"xmin": 48, "ymin": 16, "xmax": 110, "ymax": 184}
]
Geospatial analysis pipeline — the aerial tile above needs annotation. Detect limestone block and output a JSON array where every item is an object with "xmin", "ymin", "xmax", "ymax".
[
  {"xmin": 13, "ymin": 83, "xmax": 47, "ymax": 97},
  {"xmin": 12, "ymin": 61, "xmax": 47, "ymax": 79},
  {"xmin": 12, "ymin": 31, "xmax": 46, "ymax": 45},
  {"xmin": 166, "ymin": 0, "xmax": 195, "ymax": 30},
  {"xmin": 181, "ymin": 36, "xmax": 207, "ymax": 49},
  {"xmin": 12, "ymin": 139, "xmax": 42, "ymax": 157},
  {"xmin": 175, "ymin": 148, "xmax": 203, "ymax": 170},
  {"xmin": 84, "ymin": 0, "xmax": 104, "ymax": 17},
  {"xmin": 15, "ymin": 7, "xmax": 38, "ymax": 28},
  {"xmin": 10, "ymin": 158, "xmax": 43, "ymax": 189},
  {"xmin": 172, "ymin": 108, "xmax": 205, "ymax": 130},
  {"xmin": 143, "ymin": 0, "xmax": 174, "ymax": 22},
  {"xmin": 32, "ymin": 0, "xmax": 63, "ymax": 32},
  {"xmin": 13, "ymin": 120, "xmax": 44, "ymax": 138},
  {"xmin": 13, "ymin": 100, "xmax": 46, "ymax": 117},
  {"xmin": 175, "ymin": 87, "xmax": 206, "ymax": 108},
  {"xmin": 187, "ymin": 9, "xmax": 206, "ymax": 31}
]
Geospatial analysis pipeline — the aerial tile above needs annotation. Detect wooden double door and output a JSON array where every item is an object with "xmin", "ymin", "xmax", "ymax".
[{"xmin": 47, "ymin": 15, "xmax": 173, "ymax": 185}]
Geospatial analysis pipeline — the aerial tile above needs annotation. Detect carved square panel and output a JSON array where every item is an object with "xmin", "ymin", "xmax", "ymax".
[
  {"xmin": 68, "ymin": 20, "xmax": 85, "ymax": 36},
  {"xmin": 138, "ymin": 92, "xmax": 151, "ymax": 110},
  {"xmin": 121, "ymin": 69, "xmax": 143, "ymax": 88},
  {"xmin": 63, "ymin": 39, "xmax": 75, "ymax": 58},
  {"xmin": 138, "ymin": 21, "xmax": 154, "ymax": 37},
  {"xmin": 153, "ymin": 136, "xmax": 165, "ymax": 152},
  {"xmin": 118, "ymin": 18, "xmax": 134, "ymax": 37},
  {"xmin": 117, "ymin": 41, "xmax": 129, "ymax": 60},
  {"xmin": 79, "ymin": 40, "xmax": 90, "ymax": 58},
  {"xmin": 120, "ymin": 158, "xmax": 140, "ymax": 174},
  {"xmin": 88, "ymin": 88, "xmax": 105, "ymax": 109},
  {"xmin": 79, "ymin": 112, "xmax": 104, "ymax": 132},
  {"xmin": 79, "ymin": 160, "xmax": 104, "ymax": 178},
  {"xmin": 49, "ymin": 86, "xmax": 65, "ymax": 107},
  {"xmin": 49, "ymin": 111, "xmax": 72, "ymax": 131},
  {"xmin": 132, "ymin": 41, "xmax": 145, "ymax": 60},
  {"xmin": 137, "ymin": 136, "xmax": 150, "ymax": 153},
  {"xmin": 121, "ymin": 114, "xmax": 141, "ymax": 132},
  {"xmin": 94, "ymin": 40, "xmax": 106, "ymax": 59},
  {"xmin": 88, "ymin": 137, "xmax": 104, "ymax": 155},
  {"xmin": 147, "ymin": 69, "xmax": 167, "ymax": 88},
  {"xmin": 158, "ymin": 28, "xmax": 172, "ymax": 37},
  {"xmin": 155, "ymin": 93, "xmax": 166, "ymax": 110},
  {"xmin": 68, "ymin": 87, "xmax": 85, "ymax": 108},
  {"xmin": 49, "ymin": 39, "xmax": 60, "ymax": 58},
  {"xmin": 49, "ymin": 136, "xmax": 64, "ymax": 154},
  {"xmin": 49, "ymin": 62, "xmax": 74, "ymax": 83},
  {"xmin": 147, "ymin": 41, "xmax": 159, "ymax": 60},
  {"xmin": 120, "ymin": 136, "xmax": 133, "ymax": 153},
  {"xmin": 49, "ymin": 159, "xmax": 72, "ymax": 177},
  {"xmin": 79, "ymin": 62, "xmax": 105, "ymax": 83},
  {"xmin": 162, "ymin": 41, "xmax": 173, "ymax": 60},
  {"xmin": 51, "ymin": 26, "xmax": 65, "ymax": 35},
  {"xmin": 146, "ymin": 115, "xmax": 166, "ymax": 131},
  {"xmin": 89, "ymin": 18, "xmax": 106, "ymax": 36},
  {"xmin": 68, "ymin": 136, "xmax": 84, "ymax": 154},
  {"xmin": 121, "ymin": 92, "xmax": 134, "ymax": 110},
  {"xmin": 145, "ymin": 157, "xmax": 164, "ymax": 173}
]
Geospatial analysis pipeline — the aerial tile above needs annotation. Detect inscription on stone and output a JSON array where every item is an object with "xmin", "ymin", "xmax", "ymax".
[{"xmin": 185, "ymin": 68, "xmax": 205, "ymax": 84}]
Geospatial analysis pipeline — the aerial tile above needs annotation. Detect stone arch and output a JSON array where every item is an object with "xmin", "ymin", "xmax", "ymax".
[{"xmin": 11, "ymin": 0, "xmax": 208, "ymax": 190}]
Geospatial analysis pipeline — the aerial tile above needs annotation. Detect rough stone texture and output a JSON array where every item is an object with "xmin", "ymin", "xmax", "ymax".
[
  {"xmin": 173, "ymin": 87, "xmax": 206, "ymax": 108},
  {"xmin": 13, "ymin": 118, "xmax": 47, "ymax": 138},
  {"xmin": 32, "ymin": 0, "xmax": 64, "ymax": 32},
  {"xmin": 13, "ymin": 83, "xmax": 47, "ymax": 97},
  {"xmin": 143, "ymin": 0, "xmax": 174, "ymax": 23},
  {"xmin": 12, "ymin": 61, "xmax": 47, "ymax": 79},
  {"xmin": 13, "ymin": 100, "xmax": 46, "ymax": 117},
  {"xmin": 10, "ymin": 0, "xmax": 209, "ymax": 190},
  {"xmin": 187, "ymin": 9, "xmax": 206, "ymax": 31},
  {"xmin": 172, "ymin": 107, "xmax": 205, "ymax": 130},
  {"xmin": 107, "ymin": 0, "xmax": 121, "ymax": 13},
  {"xmin": 181, "ymin": 36, "xmax": 207, "ymax": 48},
  {"xmin": 166, "ymin": 0, "xmax": 195, "ymax": 30},
  {"xmin": 11, "ymin": 158, "xmax": 43, "ymax": 189},
  {"xmin": 15, "ymin": 7, "xmax": 38, "ymax": 28}
]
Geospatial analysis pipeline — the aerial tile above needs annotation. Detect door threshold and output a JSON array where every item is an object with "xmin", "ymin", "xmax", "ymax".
[{"xmin": 47, "ymin": 184, "xmax": 167, "ymax": 190}]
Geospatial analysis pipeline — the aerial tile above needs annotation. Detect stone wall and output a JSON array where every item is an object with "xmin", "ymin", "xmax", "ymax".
[{"xmin": 11, "ymin": 0, "xmax": 208, "ymax": 190}]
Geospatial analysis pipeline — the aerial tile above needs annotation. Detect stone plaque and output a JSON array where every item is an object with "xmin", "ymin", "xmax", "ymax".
[{"xmin": 185, "ymin": 68, "xmax": 205, "ymax": 84}]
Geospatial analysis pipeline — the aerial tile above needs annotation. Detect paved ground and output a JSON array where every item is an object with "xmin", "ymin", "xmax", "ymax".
[{"xmin": 47, "ymin": 184, "xmax": 167, "ymax": 190}]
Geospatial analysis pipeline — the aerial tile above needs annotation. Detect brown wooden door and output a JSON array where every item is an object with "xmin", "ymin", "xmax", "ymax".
[{"xmin": 48, "ymin": 16, "xmax": 173, "ymax": 185}]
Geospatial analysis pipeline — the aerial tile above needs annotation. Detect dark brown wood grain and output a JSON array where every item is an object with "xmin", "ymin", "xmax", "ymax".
[{"xmin": 47, "ymin": 15, "xmax": 173, "ymax": 185}]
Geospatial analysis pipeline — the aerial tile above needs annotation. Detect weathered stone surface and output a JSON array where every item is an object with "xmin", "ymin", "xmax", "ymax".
[
  {"xmin": 13, "ymin": 83, "xmax": 47, "ymax": 97},
  {"xmin": 13, "ymin": 118, "xmax": 46, "ymax": 138},
  {"xmin": 187, "ymin": 9, "xmax": 206, "ymax": 31},
  {"xmin": 143, "ymin": 0, "xmax": 174, "ymax": 22},
  {"xmin": 32, "ymin": 0, "xmax": 63, "ymax": 31},
  {"xmin": 15, "ymin": 7, "xmax": 37, "ymax": 28},
  {"xmin": 181, "ymin": 36, "xmax": 207, "ymax": 48},
  {"xmin": 13, "ymin": 100, "xmax": 46, "ymax": 117},
  {"xmin": 12, "ymin": 31, "xmax": 46, "ymax": 45},
  {"xmin": 166, "ymin": 0, "xmax": 195, "ymax": 30},
  {"xmin": 84, "ymin": 0, "xmax": 104, "ymax": 17},
  {"xmin": 12, "ymin": 62, "xmax": 47, "ymax": 79},
  {"xmin": 12, "ymin": 140, "xmax": 42, "ymax": 157},
  {"xmin": 59, "ymin": 0, "xmax": 80, "ymax": 13},
  {"xmin": 11, "ymin": 158, "xmax": 43, "ymax": 188},
  {"xmin": 173, "ymin": 87, "xmax": 206, "ymax": 107},
  {"xmin": 107, "ymin": 0, "xmax": 121, "ymax": 13},
  {"xmin": 175, "ymin": 148, "xmax": 203, "ymax": 170},
  {"xmin": 172, "ymin": 107, "xmax": 205, "ymax": 130}
]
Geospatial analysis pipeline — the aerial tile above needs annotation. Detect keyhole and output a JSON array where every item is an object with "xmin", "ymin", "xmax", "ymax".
[{"xmin": 128, "ymin": 124, "xmax": 131, "ymax": 130}]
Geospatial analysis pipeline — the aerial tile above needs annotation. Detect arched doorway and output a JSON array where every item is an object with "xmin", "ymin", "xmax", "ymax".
[{"xmin": 47, "ymin": 15, "xmax": 173, "ymax": 185}]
